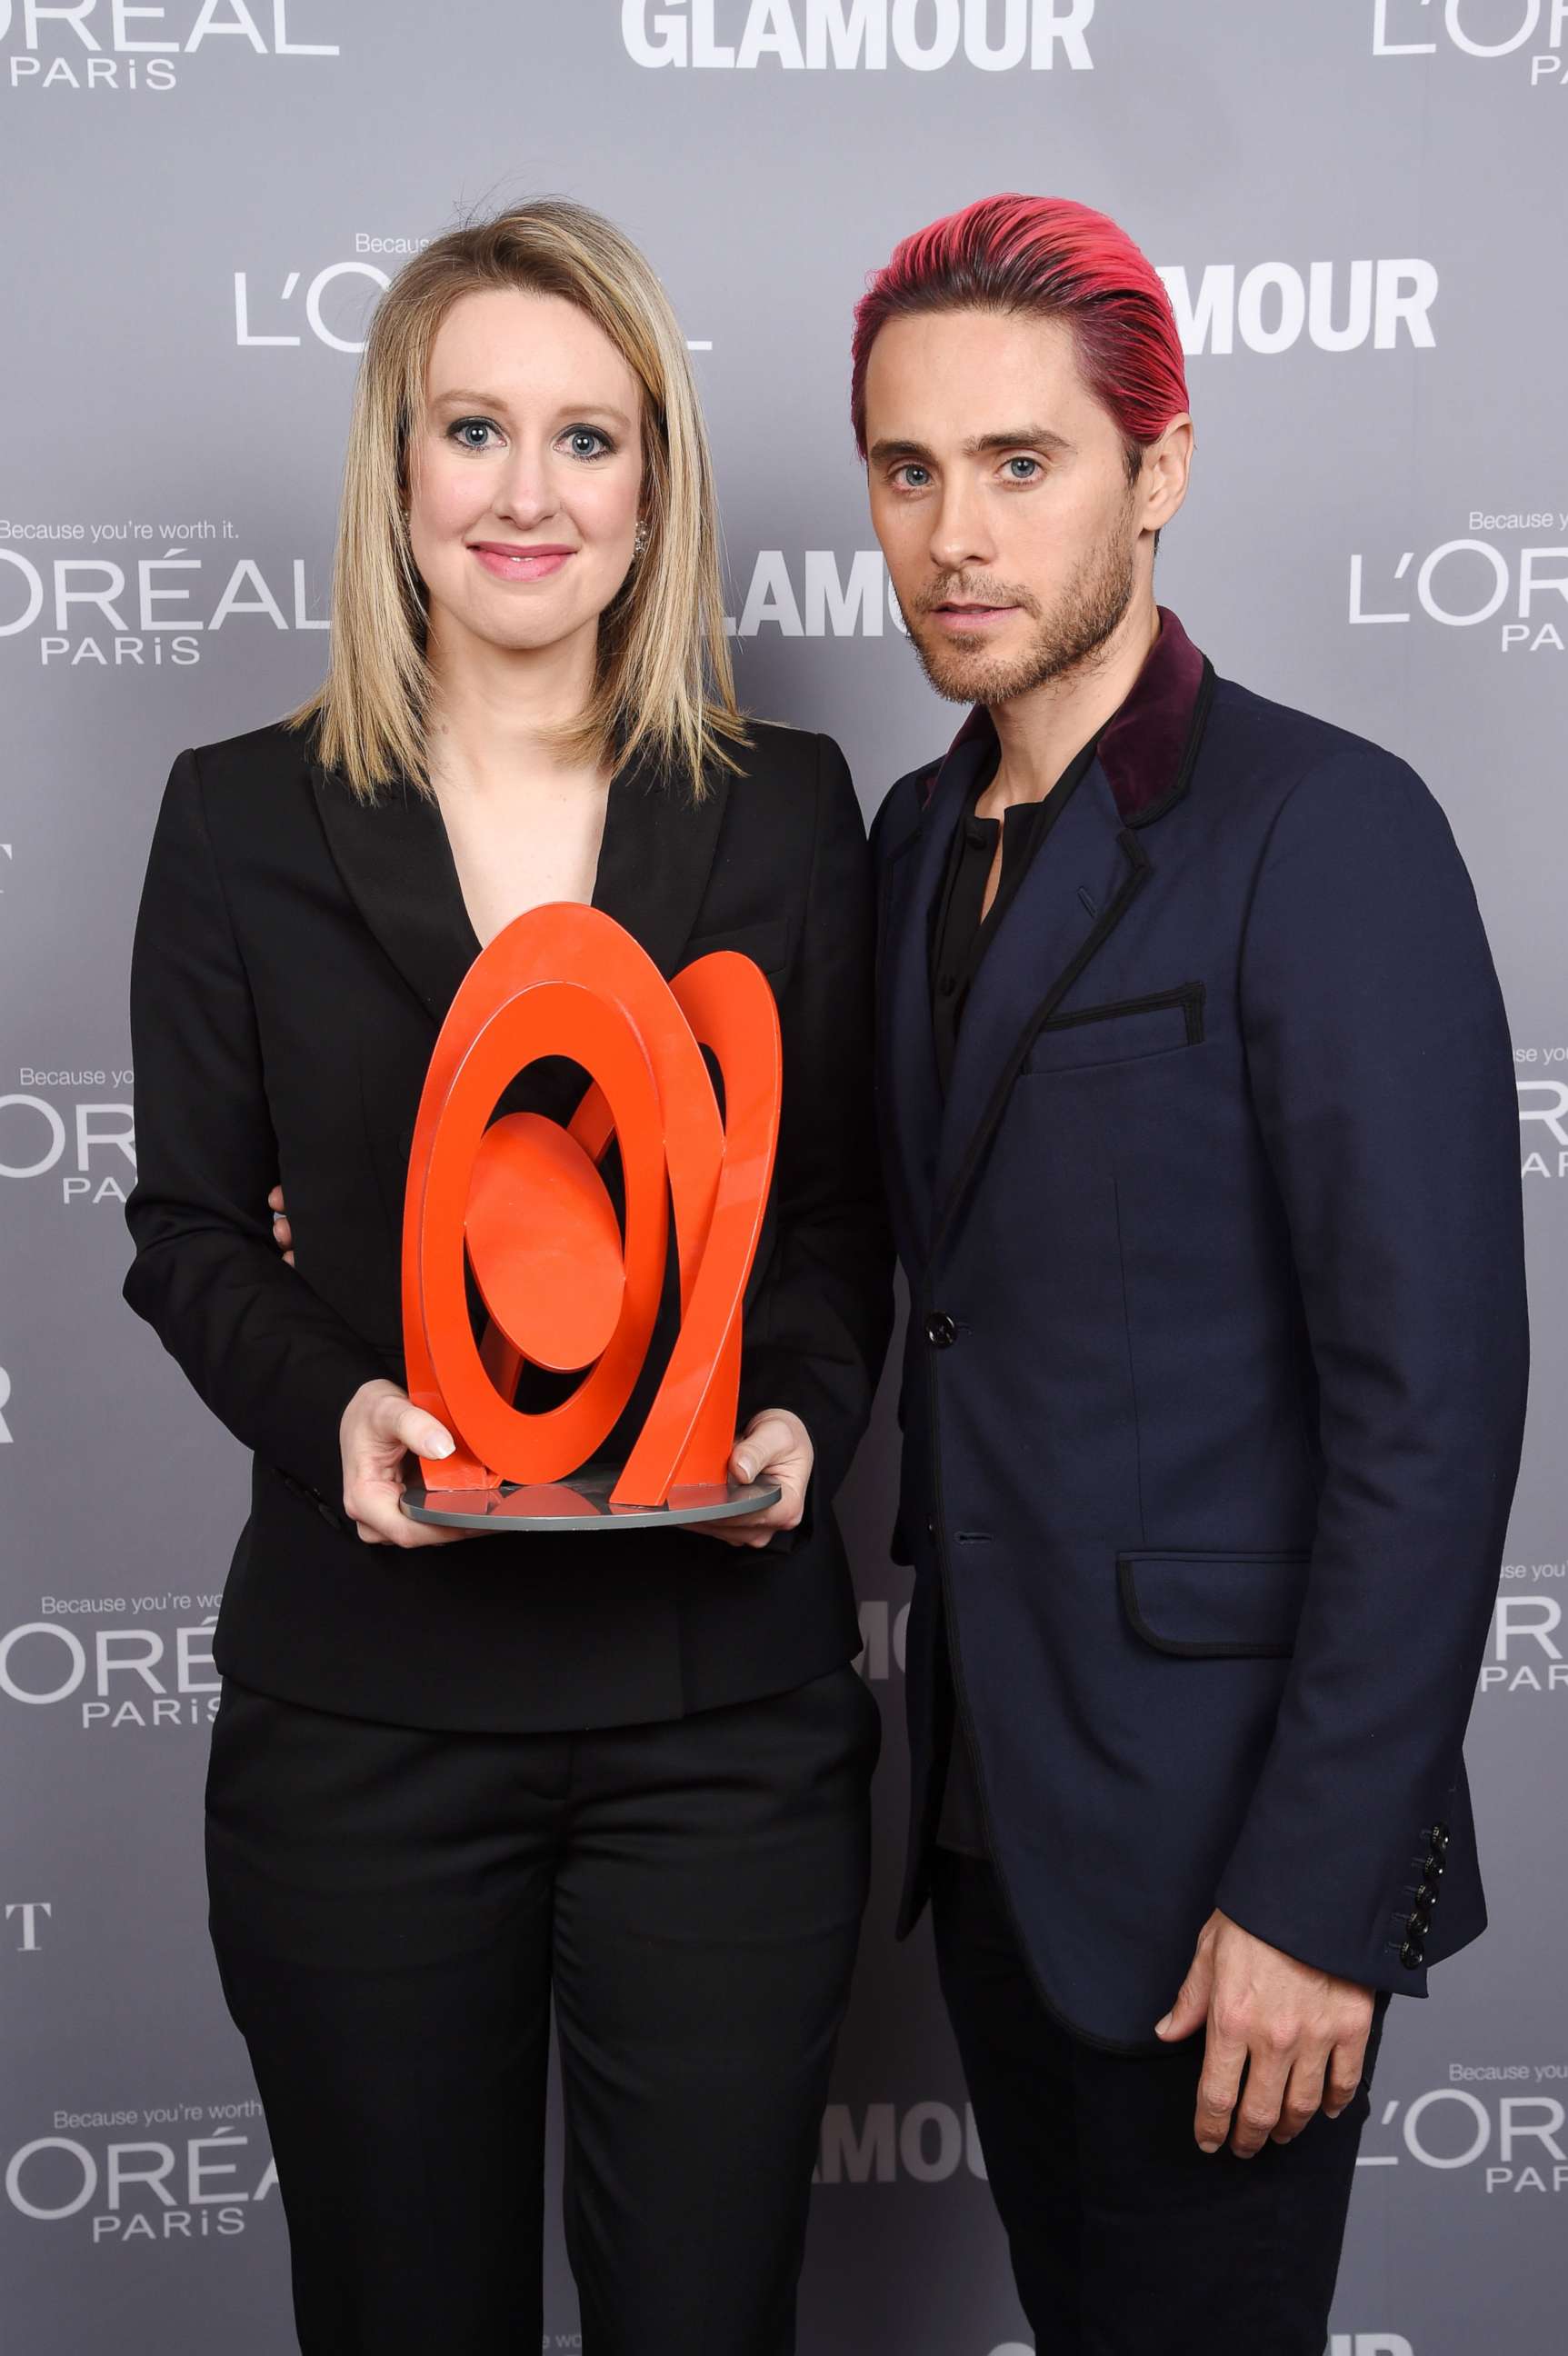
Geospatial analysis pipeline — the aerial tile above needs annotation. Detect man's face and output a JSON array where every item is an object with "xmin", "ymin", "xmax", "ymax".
[{"xmin": 864, "ymin": 307, "xmax": 1152, "ymax": 707}]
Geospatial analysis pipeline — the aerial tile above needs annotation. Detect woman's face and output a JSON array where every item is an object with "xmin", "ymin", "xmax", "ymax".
[{"xmin": 407, "ymin": 286, "xmax": 645, "ymax": 668}]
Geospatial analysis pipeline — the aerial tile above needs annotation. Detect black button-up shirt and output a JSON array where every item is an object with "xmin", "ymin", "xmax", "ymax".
[{"xmin": 927, "ymin": 731, "xmax": 1101, "ymax": 1856}]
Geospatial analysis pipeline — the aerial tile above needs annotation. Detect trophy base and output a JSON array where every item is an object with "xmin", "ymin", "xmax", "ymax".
[{"xmin": 401, "ymin": 1469, "xmax": 784, "ymax": 1533}]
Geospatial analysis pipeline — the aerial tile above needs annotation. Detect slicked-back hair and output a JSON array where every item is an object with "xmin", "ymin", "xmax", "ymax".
[{"xmin": 851, "ymin": 193, "xmax": 1189, "ymax": 477}]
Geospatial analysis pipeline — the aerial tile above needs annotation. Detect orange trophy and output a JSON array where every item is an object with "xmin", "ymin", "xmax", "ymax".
[{"xmin": 398, "ymin": 903, "xmax": 784, "ymax": 1532}]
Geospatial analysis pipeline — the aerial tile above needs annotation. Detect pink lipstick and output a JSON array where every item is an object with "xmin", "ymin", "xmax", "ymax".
[{"xmin": 469, "ymin": 542, "xmax": 575, "ymax": 583}]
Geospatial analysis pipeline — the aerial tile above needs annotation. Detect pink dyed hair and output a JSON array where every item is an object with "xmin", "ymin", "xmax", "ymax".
[{"xmin": 850, "ymin": 194, "xmax": 1189, "ymax": 468}]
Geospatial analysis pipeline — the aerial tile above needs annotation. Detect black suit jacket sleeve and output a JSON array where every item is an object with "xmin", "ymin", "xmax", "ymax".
[
  {"xmin": 123, "ymin": 749, "xmax": 390, "ymax": 1510},
  {"xmin": 737, "ymin": 734, "xmax": 894, "ymax": 1541},
  {"xmin": 1215, "ymin": 752, "xmax": 1529, "ymax": 1989}
]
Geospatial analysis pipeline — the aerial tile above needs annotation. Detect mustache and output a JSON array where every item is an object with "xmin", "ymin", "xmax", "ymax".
[{"xmin": 911, "ymin": 574, "xmax": 1043, "ymax": 619}]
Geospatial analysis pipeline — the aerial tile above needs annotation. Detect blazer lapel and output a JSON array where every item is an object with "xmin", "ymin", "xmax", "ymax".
[
  {"xmin": 591, "ymin": 740, "xmax": 729, "ymax": 983},
  {"xmin": 932, "ymin": 758, "xmax": 1148, "ymax": 1224},
  {"xmin": 310, "ymin": 739, "xmax": 729, "ymax": 1026},
  {"xmin": 310, "ymin": 757, "xmax": 476, "ymax": 1026},
  {"xmin": 924, "ymin": 608, "xmax": 1215, "ymax": 1262}
]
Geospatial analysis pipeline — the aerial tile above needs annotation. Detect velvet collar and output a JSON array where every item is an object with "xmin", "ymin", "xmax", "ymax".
[{"xmin": 930, "ymin": 604, "xmax": 1212, "ymax": 827}]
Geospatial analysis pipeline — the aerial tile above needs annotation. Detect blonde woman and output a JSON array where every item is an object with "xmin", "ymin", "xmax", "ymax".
[{"xmin": 123, "ymin": 201, "xmax": 890, "ymax": 2354}]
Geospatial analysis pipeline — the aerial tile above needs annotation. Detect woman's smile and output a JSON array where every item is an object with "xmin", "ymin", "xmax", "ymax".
[{"xmin": 467, "ymin": 540, "xmax": 577, "ymax": 582}]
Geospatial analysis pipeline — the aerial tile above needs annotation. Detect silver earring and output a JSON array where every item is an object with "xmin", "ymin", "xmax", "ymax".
[{"xmin": 634, "ymin": 520, "xmax": 649, "ymax": 558}]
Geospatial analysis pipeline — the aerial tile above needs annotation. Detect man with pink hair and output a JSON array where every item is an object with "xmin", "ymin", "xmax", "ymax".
[{"xmin": 859, "ymin": 195, "xmax": 1527, "ymax": 2350}]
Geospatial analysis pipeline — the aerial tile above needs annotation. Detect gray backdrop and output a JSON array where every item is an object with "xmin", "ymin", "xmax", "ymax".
[{"xmin": 4, "ymin": 5, "xmax": 1564, "ymax": 2351}]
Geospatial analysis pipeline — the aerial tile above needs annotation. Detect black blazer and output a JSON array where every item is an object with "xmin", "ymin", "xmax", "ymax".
[{"xmin": 124, "ymin": 719, "xmax": 893, "ymax": 1733}]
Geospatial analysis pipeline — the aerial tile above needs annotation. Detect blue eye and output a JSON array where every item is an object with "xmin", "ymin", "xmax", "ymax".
[
  {"xmin": 562, "ymin": 426, "xmax": 614, "ymax": 461},
  {"xmin": 448, "ymin": 416, "xmax": 499, "ymax": 452},
  {"xmin": 1004, "ymin": 455, "xmax": 1041, "ymax": 481},
  {"xmin": 894, "ymin": 464, "xmax": 931, "ymax": 490}
]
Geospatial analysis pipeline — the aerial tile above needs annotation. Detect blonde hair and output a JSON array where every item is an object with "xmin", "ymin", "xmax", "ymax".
[{"xmin": 290, "ymin": 198, "xmax": 745, "ymax": 800}]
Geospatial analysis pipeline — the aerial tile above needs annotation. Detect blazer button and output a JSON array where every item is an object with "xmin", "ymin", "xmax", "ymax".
[
  {"xmin": 1422, "ymin": 1852, "xmax": 1444, "ymax": 1885},
  {"xmin": 1429, "ymin": 1823, "xmax": 1451, "ymax": 1856},
  {"xmin": 1407, "ymin": 1902, "xmax": 1432, "ymax": 1936},
  {"xmin": 925, "ymin": 1311, "xmax": 957, "ymax": 1349},
  {"xmin": 1400, "ymin": 1937, "xmax": 1424, "ymax": 1971}
]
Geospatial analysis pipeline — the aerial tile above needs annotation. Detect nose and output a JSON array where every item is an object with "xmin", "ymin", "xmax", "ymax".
[
  {"xmin": 491, "ymin": 443, "xmax": 564, "ymax": 532},
  {"xmin": 927, "ymin": 474, "xmax": 995, "ymax": 578}
]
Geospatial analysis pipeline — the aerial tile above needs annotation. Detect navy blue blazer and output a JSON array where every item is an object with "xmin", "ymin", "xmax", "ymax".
[{"xmin": 871, "ymin": 609, "xmax": 1529, "ymax": 2050}]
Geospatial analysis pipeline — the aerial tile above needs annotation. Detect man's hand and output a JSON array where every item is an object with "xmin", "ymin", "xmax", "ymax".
[
  {"xmin": 339, "ymin": 1378, "xmax": 469, "ymax": 1550},
  {"xmin": 702, "ymin": 1410, "xmax": 814, "ymax": 1551},
  {"xmin": 1155, "ymin": 1909, "xmax": 1374, "ymax": 2158}
]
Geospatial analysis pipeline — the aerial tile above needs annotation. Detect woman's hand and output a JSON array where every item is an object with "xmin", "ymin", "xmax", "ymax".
[
  {"xmin": 267, "ymin": 1183, "xmax": 295, "ymax": 1266},
  {"xmin": 340, "ymin": 1379, "xmax": 469, "ymax": 1549},
  {"xmin": 283, "ymin": 1181, "xmax": 808, "ymax": 1552},
  {"xmin": 702, "ymin": 1410, "xmax": 814, "ymax": 1552}
]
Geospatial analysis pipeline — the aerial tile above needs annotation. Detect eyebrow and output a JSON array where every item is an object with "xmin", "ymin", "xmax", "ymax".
[
  {"xmin": 868, "ymin": 425, "xmax": 1074, "ymax": 464},
  {"xmin": 430, "ymin": 386, "xmax": 635, "ymax": 430}
]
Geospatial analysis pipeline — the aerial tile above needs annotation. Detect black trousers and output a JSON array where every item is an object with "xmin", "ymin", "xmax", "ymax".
[
  {"xmin": 932, "ymin": 1851, "xmax": 1389, "ymax": 2356},
  {"xmin": 205, "ymin": 1664, "xmax": 880, "ymax": 2356}
]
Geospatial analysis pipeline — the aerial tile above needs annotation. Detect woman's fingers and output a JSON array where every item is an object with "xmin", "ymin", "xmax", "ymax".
[
  {"xmin": 376, "ymin": 1393, "xmax": 456, "ymax": 1463},
  {"xmin": 346, "ymin": 1474, "xmax": 466, "ymax": 1549},
  {"xmin": 704, "ymin": 1410, "xmax": 814, "ymax": 1550},
  {"xmin": 338, "ymin": 1380, "xmax": 465, "ymax": 1550},
  {"xmin": 266, "ymin": 1184, "xmax": 294, "ymax": 1263},
  {"xmin": 731, "ymin": 1412, "xmax": 802, "ymax": 1487}
]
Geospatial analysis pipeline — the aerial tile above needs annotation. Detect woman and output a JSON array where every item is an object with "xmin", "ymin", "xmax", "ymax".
[{"xmin": 123, "ymin": 199, "xmax": 891, "ymax": 2354}]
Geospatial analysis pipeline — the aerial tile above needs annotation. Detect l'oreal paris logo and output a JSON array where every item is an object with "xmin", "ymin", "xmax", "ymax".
[
  {"xmin": 0, "ymin": 1610, "xmax": 221, "ymax": 1728},
  {"xmin": 1348, "ymin": 540, "xmax": 1568, "ymax": 654},
  {"xmin": 0, "ymin": 547, "xmax": 327, "ymax": 671},
  {"xmin": 1373, "ymin": 0, "xmax": 1568, "ymax": 83},
  {"xmin": 5, "ymin": 2115, "xmax": 276, "ymax": 2241},
  {"xmin": 1482, "ymin": 1592, "xmax": 1568, "ymax": 1693},
  {"xmin": 621, "ymin": 0, "xmax": 1094, "ymax": 70},
  {"xmin": 2, "ymin": 0, "xmax": 339, "ymax": 91}
]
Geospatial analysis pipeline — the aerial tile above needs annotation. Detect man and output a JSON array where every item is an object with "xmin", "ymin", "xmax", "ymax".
[{"xmin": 856, "ymin": 195, "xmax": 1529, "ymax": 2352}]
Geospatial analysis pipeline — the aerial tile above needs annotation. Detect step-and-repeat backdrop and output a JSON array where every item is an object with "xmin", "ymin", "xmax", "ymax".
[{"xmin": 4, "ymin": 6, "xmax": 1563, "ymax": 2351}]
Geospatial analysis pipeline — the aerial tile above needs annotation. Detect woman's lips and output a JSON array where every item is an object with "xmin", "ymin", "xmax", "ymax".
[{"xmin": 470, "ymin": 543, "xmax": 576, "ymax": 582}]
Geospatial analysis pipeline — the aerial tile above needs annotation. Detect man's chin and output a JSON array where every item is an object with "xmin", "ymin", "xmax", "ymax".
[
  {"xmin": 914, "ymin": 644, "xmax": 1024, "ymax": 707},
  {"xmin": 910, "ymin": 631, "xmax": 1009, "ymax": 705}
]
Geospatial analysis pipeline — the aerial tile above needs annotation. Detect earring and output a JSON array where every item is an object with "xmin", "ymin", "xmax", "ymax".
[{"xmin": 633, "ymin": 520, "xmax": 649, "ymax": 558}]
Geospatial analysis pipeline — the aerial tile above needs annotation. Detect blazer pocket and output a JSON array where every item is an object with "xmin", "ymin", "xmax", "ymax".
[
  {"xmin": 1024, "ymin": 983, "xmax": 1203, "ymax": 1076},
  {"xmin": 1118, "ymin": 1547, "xmax": 1312, "ymax": 1659},
  {"xmin": 681, "ymin": 914, "xmax": 791, "ymax": 987}
]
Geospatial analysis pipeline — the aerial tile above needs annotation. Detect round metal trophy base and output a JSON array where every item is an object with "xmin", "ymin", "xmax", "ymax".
[{"xmin": 401, "ymin": 1470, "xmax": 783, "ymax": 1532}]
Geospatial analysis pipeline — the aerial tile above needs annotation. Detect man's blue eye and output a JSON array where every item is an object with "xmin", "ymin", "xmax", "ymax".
[{"xmin": 1006, "ymin": 456, "xmax": 1040, "ymax": 480}]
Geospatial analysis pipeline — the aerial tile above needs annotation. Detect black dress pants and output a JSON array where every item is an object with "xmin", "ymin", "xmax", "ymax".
[
  {"xmin": 205, "ymin": 1664, "xmax": 879, "ymax": 2356},
  {"xmin": 932, "ymin": 1851, "xmax": 1389, "ymax": 2356}
]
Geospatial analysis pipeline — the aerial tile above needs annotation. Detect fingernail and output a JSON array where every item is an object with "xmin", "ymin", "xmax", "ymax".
[
  {"xmin": 1154, "ymin": 2012, "xmax": 1173, "ymax": 2035},
  {"xmin": 1197, "ymin": 2140, "xmax": 1220, "ymax": 2155},
  {"xmin": 430, "ymin": 1434, "xmax": 454, "ymax": 1459},
  {"xmin": 734, "ymin": 1457, "xmax": 754, "ymax": 1482}
]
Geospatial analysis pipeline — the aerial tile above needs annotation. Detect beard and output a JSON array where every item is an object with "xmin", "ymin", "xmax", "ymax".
[{"xmin": 902, "ymin": 523, "xmax": 1137, "ymax": 708}]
